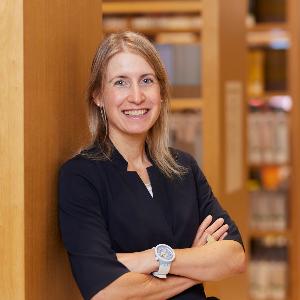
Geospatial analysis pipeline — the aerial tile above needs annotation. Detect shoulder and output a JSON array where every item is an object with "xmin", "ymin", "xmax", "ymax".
[
  {"xmin": 168, "ymin": 148, "xmax": 207, "ymax": 183},
  {"xmin": 58, "ymin": 157, "xmax": 97, "ymax": 187},
  {"xmin": 60, "ymin": 155, "xmax": 91, "ymax": 172},
  {"xmin": 60, "ymin": 143, "xmax": 108, "ymax": 172},
  {"xmin": 59, "ymin": 146, "xmax": 102, "ymax": 179},
  {"xmin": 169, "ymin": 147, "xmax": 198, "ymax": 169}
]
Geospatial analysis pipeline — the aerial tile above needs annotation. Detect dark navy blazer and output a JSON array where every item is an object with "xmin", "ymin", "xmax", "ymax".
[{"xmin": 59, "ymin": 145, "xmax": 243, "ymax": 300}]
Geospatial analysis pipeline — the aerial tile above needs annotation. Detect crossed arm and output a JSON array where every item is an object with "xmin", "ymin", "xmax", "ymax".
[{"xmin": 92, "ymin": 215, "xmax": 246, "ymax": 300}]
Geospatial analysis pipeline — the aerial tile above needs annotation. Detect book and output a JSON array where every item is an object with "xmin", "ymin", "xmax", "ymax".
[
  {"xmin": 247, "ymin": 49, "xmax": 265, "ymax": 97},
  {"xmin": 156, "ymin": 43, "xmax": 202, "ymax": 98},
  {"xmin": 265, "ymin": 49, "xmax": 287, "ymax": 91}
]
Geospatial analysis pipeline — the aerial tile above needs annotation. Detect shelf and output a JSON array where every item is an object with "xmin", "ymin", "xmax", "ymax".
[
  {"xmin": 250, "ymin": 298, "xmax": 288, "ymax": 300},
  {"xmin": 104, "ymin": 27, "xmax": 201, "ymax": 34},
  {"xmin": 249, "ymin": 229, "xmax": 290, "ymax": 239},
  {"xmin": 248, "ymin": 163, "xmax": 290, "ymax": 168},
  {"xmin": 247, "ymin": 23, "xmax": 290, "ymax": 48},
  {"xmin": 103, "ymin": 16, "xmax": 289, "ymax": 47},
  {"xmin": 170, "ymin": 98, "xmax": 202, "ymax": 111},
  {"xmin": 103, "ymin": 1, "xmax": 203, "ymax": 14},
  {"xmin": 248, "ymin": 91, "xmax": 289, "ymax": 100},
  {"xmin": 248, "ymin": 22, "xmax": 288, "ymax": 31},
  {"xmin": 248, "ymin": 92, "xmax": 292, "ymax": 112}
]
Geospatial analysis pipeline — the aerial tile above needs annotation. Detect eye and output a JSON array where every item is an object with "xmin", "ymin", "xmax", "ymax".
[
  {"xmin": 114, "ymin": 79, "xmax": 127, "ymax": 87},
  {"xmin": 142, "ymin": 77, "xmax": 154, "ymax": 85}
]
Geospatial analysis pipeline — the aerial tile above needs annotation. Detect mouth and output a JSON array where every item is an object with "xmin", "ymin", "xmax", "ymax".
[{"xmin": 122, "ymin": 109, "xmax": 150, "ymax": 117}]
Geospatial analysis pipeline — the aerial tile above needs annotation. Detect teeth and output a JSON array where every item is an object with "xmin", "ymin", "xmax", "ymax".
[{"xmin": 123, "ymin": 109, "xmax": 148, "ymax": 116}]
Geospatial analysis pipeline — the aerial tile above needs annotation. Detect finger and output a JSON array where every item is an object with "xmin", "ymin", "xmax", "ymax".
[
  {"xmin": 205, "ymin": 218, "xmax": 225, "ymax": 235},
  {"xmin": 211, "ymin": 224, "xmax": 229, "ymax": 241},
  {"xmin": 192, "ymin": 215, "xmax": 213, "ymax": 246},
  {"xmin": 198, "ymin": 218, "xmax": 225, "ymax": 245},
  {"xmin": 219, "ymin": 231, "xmax": 228, "ymax": 240}
]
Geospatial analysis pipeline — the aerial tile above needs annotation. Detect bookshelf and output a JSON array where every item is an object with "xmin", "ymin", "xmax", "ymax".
[
  {"xmin": 101, "ymin": 1, "xmax": 300, "ymax": 299},
  {"xmin": 102, "ymin": 1, "xmax": 248, "ymax": 299},
  {"xmin": 102, "ymin": 0, "xmax": 204, "ymax": 161},
  {"xmin": 246, "ymin": 0, "xmax": 300, "ymax": 300}
]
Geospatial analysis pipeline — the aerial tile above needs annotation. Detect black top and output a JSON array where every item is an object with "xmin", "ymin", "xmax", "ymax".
[{"xmin": 59, "ymin": 145, "xmax": 243, "ymax": 300}]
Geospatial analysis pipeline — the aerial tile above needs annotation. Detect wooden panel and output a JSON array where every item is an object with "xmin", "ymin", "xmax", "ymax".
[
  {"xmin": 23, "ymin": 1, "xmax": 102, "ymax": 299},
  {"xmin": 0, "ymin": 0, "xmax": 25, "ymax": 299},
  {"xmin": 103, "ymin": 1, "xmax": 202, "ymax": 14},
  {"xmin": 202, "ymin": 1, "xmax": 248, "ymax": 299},
  {"xmin": 170, "ymin": 99, "xmax": 203, "ymax": 111},
  {"xmin": 287, "ymin": 0, "xmax": 300, "ymax": 299}
]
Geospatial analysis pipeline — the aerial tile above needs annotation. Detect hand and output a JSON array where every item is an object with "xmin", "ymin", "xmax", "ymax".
[
  {"xmin": 116, "ymin": 249, "xmax": 159, "ymax": 274},
  {"xmin": 192, "ymin": 215, "xmax": 229, "ymax": 247}
]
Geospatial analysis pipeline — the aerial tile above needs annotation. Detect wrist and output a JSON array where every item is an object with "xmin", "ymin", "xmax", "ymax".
[
  {"xmin": 140, "ymin": 248, "xmax": 159, "ymax": 274},
  {"xmin": 145, "ymin": 248, "xmax": 159, "ymax": 273}
]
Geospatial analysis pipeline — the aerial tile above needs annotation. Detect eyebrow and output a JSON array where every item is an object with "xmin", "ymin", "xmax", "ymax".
[{"xmin": 108, "ymin": 73, "xmax": 156, "ymax": 83}]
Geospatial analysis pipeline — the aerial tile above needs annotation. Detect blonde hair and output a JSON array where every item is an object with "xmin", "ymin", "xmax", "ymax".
[{"xmin": 81, "ymin": 31, "xmax": 186, "ymax": 177}]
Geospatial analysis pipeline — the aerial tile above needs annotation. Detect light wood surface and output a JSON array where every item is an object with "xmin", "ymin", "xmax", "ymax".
[
  {"xmin": 105, "ymin": 27, "xmax": 202, "ymax": 34},
  {"xmin": 202, "ymin": 1, "xmax": 248, "ymax": 299},
  {"xmin": 103, "ymin": 0, "xmax": 202, "ymax": 14},
  {"xmin": 248, "ymin": 22, "xmax": 288, "ymax": 31},
  {"xmin": 0, "ymin": 0, "xmax": 25, "ymax": 299},
  {"xmin": 170, "ymin": 98, "xmax": 203, "ymax": 111},
  {"xmin": 249, "ymin": 230, "xmax": 290, "ymax": 239},
  {"xmin": 23, "ymin": 1, "xmax": 102, "ymax": 299},
  {"xmin": 1, "ymin": 1, "xmax": 102, "ymax": 299},
  {"xmin": 288, "ymin": 0, "xmax": 300, "ymax": 299}
]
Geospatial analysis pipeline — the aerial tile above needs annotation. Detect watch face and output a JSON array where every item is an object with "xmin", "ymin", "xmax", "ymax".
[{"xmin": 156, "ymin": 244, "xmax": 175, "ymax": 262}]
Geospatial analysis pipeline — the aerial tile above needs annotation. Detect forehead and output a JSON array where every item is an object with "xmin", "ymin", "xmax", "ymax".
[{"xmin": 106, "ymin": 51, "xmax": 155, "ymax": 78}]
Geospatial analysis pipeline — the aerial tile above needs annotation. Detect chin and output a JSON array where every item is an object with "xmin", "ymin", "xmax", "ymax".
[
  {"xmin": 125, "ymin": 129, "xmax": 149, "ymax": 137},
  {"xmin": 122, "ymin": 123, "xmax": 155, "ymax": 136}
]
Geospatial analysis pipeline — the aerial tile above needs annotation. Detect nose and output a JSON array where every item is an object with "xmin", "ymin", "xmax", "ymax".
[{"xmin": 128, "ymin": 83, "xmax": 146, "ymax": 105}]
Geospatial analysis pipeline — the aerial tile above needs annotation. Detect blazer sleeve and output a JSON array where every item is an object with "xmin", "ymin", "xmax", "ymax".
[
  {"xmin": 58, "ymin": 159, "xmax": 129, "ymax": 300},
  {"xmin": 190, "ymin": 158, "xmax": 244, "ymax": 248}
]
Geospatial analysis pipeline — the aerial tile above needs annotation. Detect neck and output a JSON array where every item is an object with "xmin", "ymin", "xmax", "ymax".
[{"xmin": 109, "ymin": 132, "xmax": 151, "ymax": 170}]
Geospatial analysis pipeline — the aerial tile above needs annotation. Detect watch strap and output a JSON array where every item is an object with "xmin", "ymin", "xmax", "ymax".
[{"xmin": 152, "ymin": 262, "xmax": 170, "ymax": 279}]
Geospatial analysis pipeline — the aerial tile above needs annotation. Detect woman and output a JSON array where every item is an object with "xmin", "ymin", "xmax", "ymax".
[{"xmin": 59, "ymin": 31, "xmax": 246, "ymax": 300}]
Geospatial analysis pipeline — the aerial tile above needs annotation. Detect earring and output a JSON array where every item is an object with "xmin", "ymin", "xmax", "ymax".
[{"xmin": 99, "ymin": 104, "xmax": 108, "ymax": 141}]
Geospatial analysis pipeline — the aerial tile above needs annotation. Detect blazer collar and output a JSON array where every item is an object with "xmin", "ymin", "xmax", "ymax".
[{"xmin": 111, "ymin": 142, "xmax": 155, "ymax": 172}]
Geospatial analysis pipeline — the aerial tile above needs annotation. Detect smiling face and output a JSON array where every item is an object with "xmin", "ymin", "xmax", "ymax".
[{"xmin": 96, "ymin": 51, "xmax": 162, "ymax": 142}]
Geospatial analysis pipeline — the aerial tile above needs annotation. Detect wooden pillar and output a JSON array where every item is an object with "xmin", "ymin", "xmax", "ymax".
[
  {"xmin": 288, "ymin": 0, "xmax": 300, "ymax": 299},
  {"xmin": 0, "ymin": 1, "xmax": 25, "ymax": 299},
  {"xmin": 202, "ymin": 1, "xmax": 248, "ymax": 299},
  {"xmin": 0, "ymin": 1, "xmax": 102, "ymax": 299}
]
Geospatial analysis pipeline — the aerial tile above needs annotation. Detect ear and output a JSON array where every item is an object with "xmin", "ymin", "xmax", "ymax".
[{"xmin": 92, "ymin": 90, "xmax": 103, "ymax": 107}]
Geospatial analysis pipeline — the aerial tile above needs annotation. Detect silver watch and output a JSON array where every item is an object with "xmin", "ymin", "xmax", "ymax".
[{"xmin": 152, "ymin": 244, "xmax": 175, "ymax": 279}]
